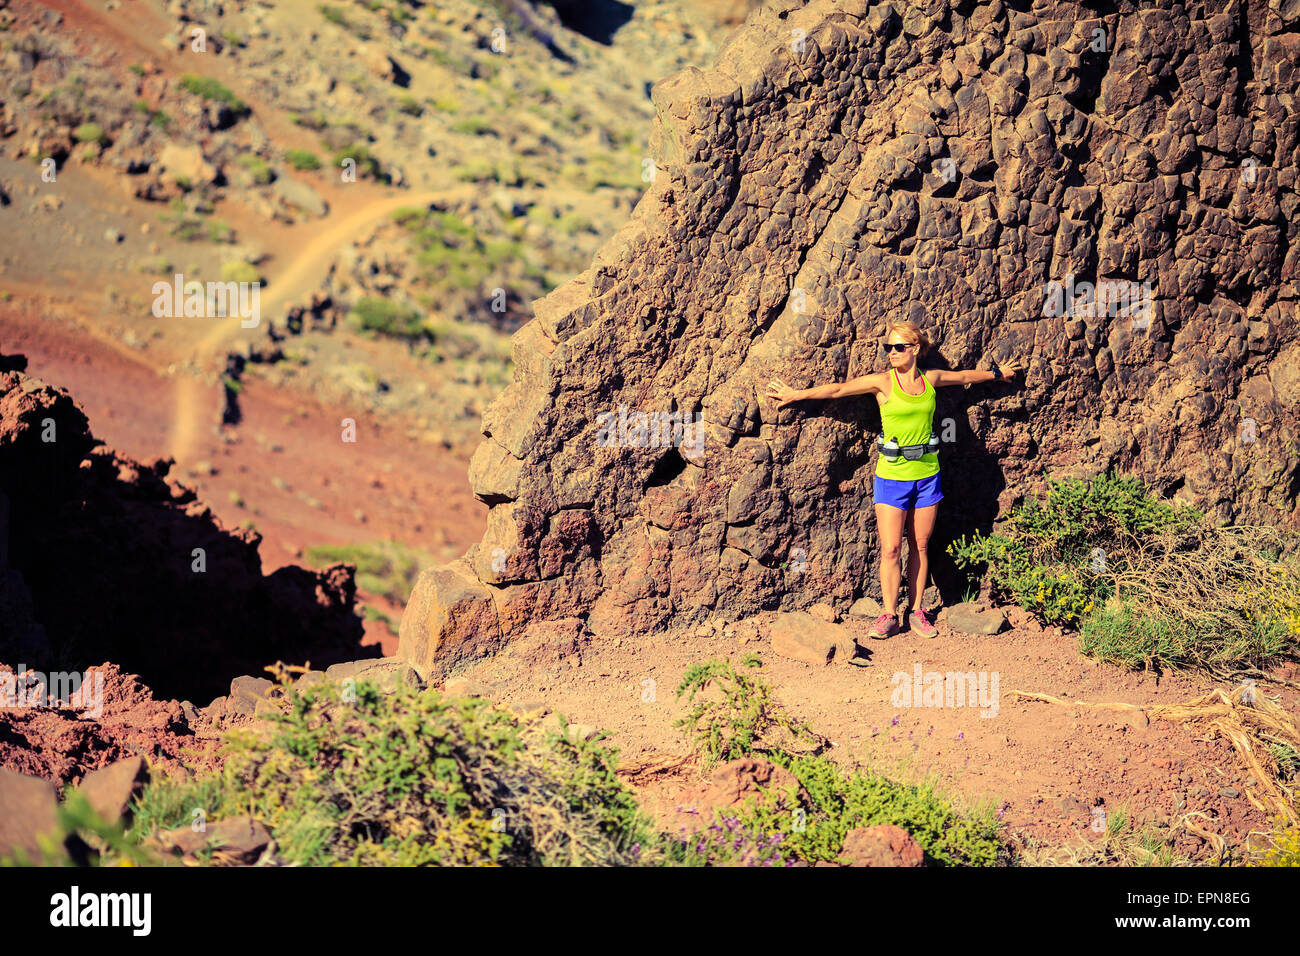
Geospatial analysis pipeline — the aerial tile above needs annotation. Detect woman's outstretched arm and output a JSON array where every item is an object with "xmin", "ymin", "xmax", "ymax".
[
  {"xmin": 766, "ymin": 372, "xmax": 885, "ymax": 408},
  {"xmin": 926, "ymin": 359, "xmax": 1024, "ymax": 388}
]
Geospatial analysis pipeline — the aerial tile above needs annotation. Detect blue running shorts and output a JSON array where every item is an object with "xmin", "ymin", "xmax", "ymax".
[{"xmin": 873, "ymin": 472, "xmax": 943, "ymax": 510}]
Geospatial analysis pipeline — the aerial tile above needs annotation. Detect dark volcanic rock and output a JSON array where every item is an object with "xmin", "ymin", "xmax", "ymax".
[
  {"xmin": 400, "ymin": 0, "xmax": 1300, "ymax": 676},
  {"xmin": 0, "ymin": 366, "xmax": 372, "ymax": 703}
]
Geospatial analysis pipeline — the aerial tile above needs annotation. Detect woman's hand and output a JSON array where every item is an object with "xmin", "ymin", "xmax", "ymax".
[
  {"xmin": 998, "ymin": 359, "xmax": 1025, "ymax": 382},
  {"xmin": 766, "ymin": 378, "xmax": 801, "ymax": 407}
]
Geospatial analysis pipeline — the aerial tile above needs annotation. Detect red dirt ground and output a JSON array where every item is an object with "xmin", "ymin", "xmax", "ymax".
[{"xmin": 455, "ymin": 606, "xmax": 1300, "ymax": 862}]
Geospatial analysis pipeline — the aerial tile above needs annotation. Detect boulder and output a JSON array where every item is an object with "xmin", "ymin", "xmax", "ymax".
[
  {"xmin": 768, "ymin": 611, "xmax": 856, "ymax": 665},
  {"xmin": 156, "ymin": 142, "xmax": 216, "ymax": 186},
  {"xmin": 273, "ymin": 177, "xmax": 328, "ymax": 218}
]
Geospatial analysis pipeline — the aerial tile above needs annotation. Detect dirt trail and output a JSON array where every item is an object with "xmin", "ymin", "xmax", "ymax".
[{"xmin": 167, "ymin": 187, "xmax": 477, "ymax": 463}]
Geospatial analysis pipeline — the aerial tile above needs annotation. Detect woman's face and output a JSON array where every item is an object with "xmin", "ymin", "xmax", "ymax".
[{"xmin": 885, "ymin": 334, "xmax": 917, "ymax": 370}]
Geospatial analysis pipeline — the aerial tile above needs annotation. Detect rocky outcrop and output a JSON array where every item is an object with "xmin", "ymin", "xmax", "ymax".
[
  {"xmin": 401, "ymin": 0, "xmax": 1300, "ymax": 677},
  {"xmin": 0, "ymin": 360, "xmax": 372, "ymax": 704}
]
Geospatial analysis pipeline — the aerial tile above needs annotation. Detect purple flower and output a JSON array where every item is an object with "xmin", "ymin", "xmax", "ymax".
[
  {"xmin": 956, "ymin": 731, "xmax": 964, "ymax": 741},
  {"xmin": 891, "ymin": 715, "xmax": 901, "ymax": 727}
]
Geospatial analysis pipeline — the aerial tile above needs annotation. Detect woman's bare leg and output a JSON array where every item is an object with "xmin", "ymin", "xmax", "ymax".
[
  {"xmin": 904, "ymin": 503, "xmax": 939, "ymax": 611},
  {"xmin": 874, "ymin": 502, "xmax": 906, "ymax": 615}
]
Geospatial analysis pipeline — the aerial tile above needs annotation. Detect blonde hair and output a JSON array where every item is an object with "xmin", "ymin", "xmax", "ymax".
[{"xmin": 884, "ymin": 320, "xmax": 931, "ymax": 358}]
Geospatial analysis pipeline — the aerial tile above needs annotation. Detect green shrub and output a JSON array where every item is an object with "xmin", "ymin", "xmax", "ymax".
[
  {"xmin": 349, "ymin": 297, "xmax": 424, "ymax": 341},
  {"xmin": 317, "ymin": 4, "xmax": 346, "ymax": 26},
  {"xmin": 675, "ymin": 655, "xmax": 825, "ymax": 769},
  {"xmin": 304, "ymin": 541, "xmax": 430, "ymax": 605},
  {"xmin": 948, "ymin": 473, "xmax": 1202, "ymax": 627},
  {"xmin": 395, "ymin": 94, "xmax": 423, "ymax": 117},
  {"xmin": 236, "ymin": 153, "xmax": 273, "ymax": 185},
  {"xmin": 666, "ymin": 657, "xmax": 1006, "ymax": 867},
  {"xmin": 736, "ymin": 754, "xmax": 1006, "ymax": 866},
  {"xmin": 284, "ymin": 148, "xmax": 320, "ymax": 171},
  {"xmin": 206, "ymin": 219, "xmax": 235, "ymax": 243},
  {"xmin": 452, "ymin": 117, "xmax": 493, "ymax": 135},
  {"xmin": 332, "ymin": 143, "xmax": 382, "ymax": 180},
  {"xmin": 73, "ymin": 122, "xmax": 106, "ymax": 144},
  {"xmin": 220, "ymin": 260, "xmax": 261, "ymax": 284},
  {"xmin": 951, "ymin": 472, "xmax": 1300, "ymax": 670},
  {"xmin": 292, "ymin": 110, "xmax": 329, "ymax": 131},
  {"xmin": 128, "ymin": 678, "xmax": 652, "ymax": 866},
  {"xmin": 179, "ymin": 74, "xmax": 249, "ymax": 114}
]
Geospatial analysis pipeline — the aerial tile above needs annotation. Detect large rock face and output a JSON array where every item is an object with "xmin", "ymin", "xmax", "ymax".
[{"xmin": 400, "ymin": 0, "xmax": 1300, "ymax": 677}]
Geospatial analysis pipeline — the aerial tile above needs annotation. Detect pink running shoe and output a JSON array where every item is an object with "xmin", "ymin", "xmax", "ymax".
[
  {"xmin": 867, "ymin": 612, "xmax": 898, "ymax": 640},
  {"xmin": 909, "ymin": 607, "xmax": 938, "ymax": 638}
]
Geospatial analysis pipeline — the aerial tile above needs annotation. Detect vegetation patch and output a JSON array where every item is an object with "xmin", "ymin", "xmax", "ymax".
[
  {"xmin": 128, "ymin": 677, "xmax": 651, "ymax": 866},
  {"xmin": 304, "ymin": 540, "xmax": 430, "ymax": 605},
  {"xmin": 179, "ymin": 74, "xmax": 249, "ymax": 115},
  {"xmin": 948, "ymin": 473, "xmax": 1300, "ymax": 670}
]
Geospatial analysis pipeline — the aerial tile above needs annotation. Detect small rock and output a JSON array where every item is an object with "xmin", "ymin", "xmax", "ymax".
[
  {"xmin": 944, "ymin": 602, "xmax": 1006, "ymax": 635},
  {"xmin": 158, "ymin": 815, "xmax": 272, "ymax": 865},
  {"xmin": 442, "ymin": 676, "xmax": 496, "ymax": 698},
  {"xmin": 325, "ymin": 659, "xmax": 423, "ymax": 694},
  {"xmin": 231, "ymin": 675, "xmax": 273, "ymax": 700},
  {"xmin": 849, "ymin": 596, "xmax": 883, "ymax": 618},
  {"xmin": 837, "ymin": 825, "xmax": 924, "ymax": 867}
]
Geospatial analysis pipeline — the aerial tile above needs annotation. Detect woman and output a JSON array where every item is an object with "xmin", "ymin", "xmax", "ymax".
[{"xmin": 766, "ymin": 321, "xmax": 1023, "ymax": 640}]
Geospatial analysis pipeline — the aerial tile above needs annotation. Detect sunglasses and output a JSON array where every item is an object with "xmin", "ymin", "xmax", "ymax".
[{"xmin": 882, "ymin": 342, "xmax": 913, "ymax": 353}]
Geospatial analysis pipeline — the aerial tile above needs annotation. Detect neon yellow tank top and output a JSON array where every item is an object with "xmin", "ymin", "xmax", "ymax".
[{"xmin": 875, "ymin": 368, "xmax": 939, "ymax": 480}]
